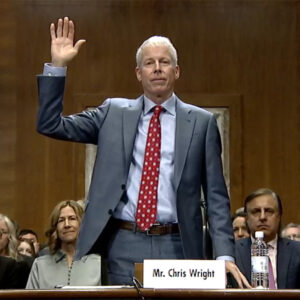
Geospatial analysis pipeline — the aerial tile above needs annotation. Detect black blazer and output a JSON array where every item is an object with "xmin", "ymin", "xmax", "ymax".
[
  {"xmin": 0, "ymin": 256, "xmax": 20, "ymax": 289},
  {"xmin": 235, "ymin": 237, "xmax": 300, "ymax": 289},
  {"xmin": 0, "ymin": 256, "xmax": 33, "ymax": 289}
]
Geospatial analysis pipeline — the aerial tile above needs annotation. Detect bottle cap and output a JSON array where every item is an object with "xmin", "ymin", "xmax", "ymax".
[{"xmin": 255, "ymin": 231, "xmax": 264, "ymax": 238}]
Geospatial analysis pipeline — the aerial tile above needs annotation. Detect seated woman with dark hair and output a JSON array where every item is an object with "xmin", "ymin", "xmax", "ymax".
[{"xmin": 26, "ymin": 200, "xmax": 101, "ymax": 289}]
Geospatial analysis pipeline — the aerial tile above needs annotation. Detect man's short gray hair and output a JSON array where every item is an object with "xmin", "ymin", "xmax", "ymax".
[{"xmin": 136, "ymin": 36, "xmax": 178, "ymax": 67}]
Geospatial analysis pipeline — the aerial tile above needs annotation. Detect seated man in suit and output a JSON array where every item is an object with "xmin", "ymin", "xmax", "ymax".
[{"xmin": 235, "ymin": 188, "xmax": 300, "ymax": 289}]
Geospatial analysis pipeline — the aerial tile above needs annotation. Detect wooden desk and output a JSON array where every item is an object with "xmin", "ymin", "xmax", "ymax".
[{"xmin": 0, "ymin": 289, "xmax": 300, "ymax": 300}]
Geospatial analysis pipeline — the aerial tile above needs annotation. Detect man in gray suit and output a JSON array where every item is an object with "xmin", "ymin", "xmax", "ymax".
[{"xmin": 37, "ymin": 16, "xmax": 249, "ymax": 287}]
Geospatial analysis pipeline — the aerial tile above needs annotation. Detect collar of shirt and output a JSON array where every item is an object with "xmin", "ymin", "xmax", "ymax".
[
  {"xmin": 55, "ymin": 249, "xmax": 66, "ymax": 263},
  {"xmin": 54, "ymin": 249, "xmax": 88, "ymax": 263},
  {"xmin": 267, "ymin": 236, "xmax": 278, "ymax": 250},
  {"xmin": 143, "ymin": 94, "xmax": 176, "ymax": 116}
]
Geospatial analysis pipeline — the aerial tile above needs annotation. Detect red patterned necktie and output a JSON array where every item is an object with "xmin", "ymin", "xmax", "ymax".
[
  {"xmin": 268, "ymin": 258, "xmax": 276, "ymax": 289},
  {"xmin": 268, "ymin": 245, "xmax": 276, "ymax": 289},
  {"xmin": 136, "ymin": 105, "xmax": 163, "ymax": 231}
]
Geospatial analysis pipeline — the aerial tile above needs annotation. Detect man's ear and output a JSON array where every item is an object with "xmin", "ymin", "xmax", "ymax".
[
  {"xmin": 135, "ymin": 67, "xmax": 142, "ymax": 82},
  {"xmin": 175, "ymin": 65, "xmax": 180, "ymax": 80}
]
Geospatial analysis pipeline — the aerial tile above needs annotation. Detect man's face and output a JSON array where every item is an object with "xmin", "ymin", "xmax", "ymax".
[
  {"xmin": 136, "ymin": 45, "xmax": 180, "ymax": 103},
  {"xmin": 246, "ymin": 194, "xmax": 281, "ymax": 242},
  {"xmin": 56, "ymin": 206, "xmax": 80, "ymax": 245},
  {"xmin": 233, "ymin": 216, "xmax": 250, "ymax": 240},
  {"xmin": 283, "ymin": 227, "xmax": 300, "ymax": 241},
  {"xmin": 0, "ymin": 219, "xmax": 9, "ymax": 255},
  {"xmin": 19, "ymin": 233, "xmax": 39, "ymax": 254}
]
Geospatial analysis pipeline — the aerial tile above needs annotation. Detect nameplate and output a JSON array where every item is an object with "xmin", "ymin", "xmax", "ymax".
[{"xmin": 143, "ymin": 259, "xmax": 226, "ymax": 289}]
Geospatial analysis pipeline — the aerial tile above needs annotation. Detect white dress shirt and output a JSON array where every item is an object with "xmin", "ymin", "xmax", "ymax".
[{"xmin": 113, "ymin": 95, "xmax": 177, "ymax": 223}]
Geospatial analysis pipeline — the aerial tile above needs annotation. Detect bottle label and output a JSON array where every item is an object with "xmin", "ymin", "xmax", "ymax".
[{"xmin": 251, "ymin": 256, "xmax": 268, "ymax": 273}]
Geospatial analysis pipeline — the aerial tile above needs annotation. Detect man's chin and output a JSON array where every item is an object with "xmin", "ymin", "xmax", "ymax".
[{"xmin": 146, "ymin": 88, "xmax": 172, "ymax": 100}]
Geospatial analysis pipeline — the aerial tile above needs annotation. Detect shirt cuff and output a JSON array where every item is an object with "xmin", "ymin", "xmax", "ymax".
[
  {"xmin": 43, "ymin": 63, "xmax": 67, "ymax": 76},
  {"xmin": 216, "ymin": 255, "xmax": 235, "ymax": 263}
]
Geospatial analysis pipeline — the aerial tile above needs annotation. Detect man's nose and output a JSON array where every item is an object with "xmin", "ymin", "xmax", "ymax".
[
  {"xmin": 259, "ymin": 210, "xmax": 266, "ymax": 219},
  {"xmin": 238, "ymin": 228, "xmax": 243, "ymax": 236},
  {"xmin": 154, "ymin": 61, "xmax": 161, "ymax": 71}
]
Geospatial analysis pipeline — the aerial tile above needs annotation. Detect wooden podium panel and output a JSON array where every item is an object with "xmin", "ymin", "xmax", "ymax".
[{"xmin": 0, "ymin": 289, "xmax": 300, "ymax": 300}]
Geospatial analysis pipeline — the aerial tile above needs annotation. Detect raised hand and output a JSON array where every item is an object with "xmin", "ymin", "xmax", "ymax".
[{"xmin": 50, "ymin": 17, "xmax": 86, "ymax": 67}]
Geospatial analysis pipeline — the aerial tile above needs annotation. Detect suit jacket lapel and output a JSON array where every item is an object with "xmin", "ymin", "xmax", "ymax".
[
  {"xmin": 122, "ymin": 95, "xmax": 195, "ymax": 191},
  {"xmin": 277, "ymin": 238, "xmax": 291, "ymax": 288},
  {"xmin": 123, "ymin": 96, "xmax": 143, "ymax": 172},
  {"xmin": 174, "ymin": 97, "xmax": 195, "ymax": 190}
]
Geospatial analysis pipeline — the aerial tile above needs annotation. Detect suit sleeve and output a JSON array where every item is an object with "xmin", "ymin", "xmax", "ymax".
[
  {"xmin": 203, "ymin": 114, "xmax": 235, "ymax": 258},
  {"xmin": 37, "ymin": 75, "xmax": 110, "ymax": 144}
]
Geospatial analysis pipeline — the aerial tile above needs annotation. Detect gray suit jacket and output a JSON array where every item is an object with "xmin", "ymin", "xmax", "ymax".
[
  {"xmin": 37, "ymin": 76, "xmax": 234, "ymax": 260},
  {"xmin": 235, "ymin": 237, "xmax": 300, "ymax": 288}
]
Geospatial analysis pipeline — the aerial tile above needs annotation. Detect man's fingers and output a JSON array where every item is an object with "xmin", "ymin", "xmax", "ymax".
[
  {"xmin": 50, "ymin": 17, "xmax": 84, "ymax": 66},
  {"xmin": 232, "ymin": 268, "xmax": 251, "ymax": 288},
  {"xmin": 56, "ymin": 18, "xmax": 63, "ymax": 38},
  {"xmin": 62, "ymin": 16, "xmax": 69, "ymax": 38},
  {"xmin": 50, "ymin": 23, "xmax": 56, "ymax": 40},
  {"xmin": 240, "ymin": 271, "xmax": 252, "ymax": 288},
  {"xmin": 225, "ymin": 261, "xmax": 252, "ymax": 289},
  {"xmin": 67, "ymin": 20, "xmax": 75, "ymax": 41},
  {"xmin": 234, "ymin": 271, "xmax": 244, "ymax": 288},
  {"xmin": 74, "ymin": 39, "xmax": 86, "ymax": 52}
]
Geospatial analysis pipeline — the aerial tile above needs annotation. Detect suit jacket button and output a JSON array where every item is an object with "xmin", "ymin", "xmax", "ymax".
[
  {"xmin": 121, "ymin": 184, "xmax": 126, "ymax": 190},
  {"xmin": 108, "ymin": 209, "xmax": 113, "ymax": 215}
]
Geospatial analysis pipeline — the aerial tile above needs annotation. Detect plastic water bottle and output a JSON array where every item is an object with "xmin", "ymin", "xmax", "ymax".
[{"xmin": 251, "ymin": 231, "xmax": 269, "ymax": 289}]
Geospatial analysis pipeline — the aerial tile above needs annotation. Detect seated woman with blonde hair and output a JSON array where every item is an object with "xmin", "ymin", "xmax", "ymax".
[
  {"xmin": 0, "ymin": 214, "xmax": 20, "ymax": 260},
  {"xmin": 0, "ymin": 214, "xmax": 33, "ymax": 287},
  {"xmin": 26, "ymin": 200, "xmax": 101, "ymax": 289}
]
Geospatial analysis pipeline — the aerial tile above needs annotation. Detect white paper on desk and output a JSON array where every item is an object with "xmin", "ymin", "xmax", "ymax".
[{"xmin": 143, "ymin": 259, "xmax": 226, "ymax": 289}]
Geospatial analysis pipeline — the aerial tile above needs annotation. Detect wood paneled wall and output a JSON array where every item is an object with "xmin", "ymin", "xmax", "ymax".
[
  {"xmin": 0, "ymin": 1, "xmax": 16, "ymax": 218},
  {"xmin": 0, "ymin": 0, "xmax": 299, "ymax": 242}
]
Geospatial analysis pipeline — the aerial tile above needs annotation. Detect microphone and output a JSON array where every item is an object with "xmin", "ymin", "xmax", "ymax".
[{"xmin": 132, "ymin": 276, "xmax": 144, "ymax": 300}]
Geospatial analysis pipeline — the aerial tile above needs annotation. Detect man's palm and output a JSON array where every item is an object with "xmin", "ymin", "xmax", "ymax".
[{"xmin": 50, "ymin": 17, "xmax": 85, "ymax": 67}]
